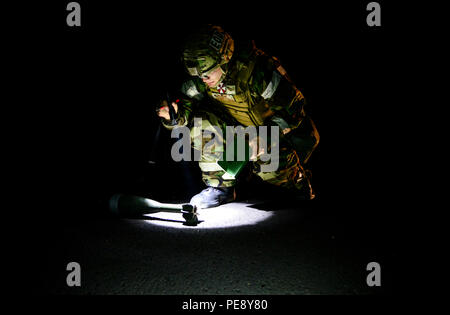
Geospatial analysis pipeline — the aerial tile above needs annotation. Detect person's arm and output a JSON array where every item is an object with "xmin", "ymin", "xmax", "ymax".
[
  {"xmin": 159, "ymin": 78, "xmax": 205, "ymax": 130},
  {"xmin": 250, "ymin": 52, "xmax": 307, "ymax": 133}
]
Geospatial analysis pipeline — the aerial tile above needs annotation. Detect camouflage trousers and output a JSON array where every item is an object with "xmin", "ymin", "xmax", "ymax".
[{"xmin": 190, "ymin": 111, "xmax": 319, "ymax": 199}]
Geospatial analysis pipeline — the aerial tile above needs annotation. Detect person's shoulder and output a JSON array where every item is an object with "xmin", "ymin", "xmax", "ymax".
[
  {"xmin": 231, "ymin": 40, "xmax": 274, "ymax": 79},
  {"xmin": 245, "ymin": 42, "xmax": 280, "ymax": 85},
  {"xmin": 233, "ymin": 40, "xmax": 268, "ymax": 63}
]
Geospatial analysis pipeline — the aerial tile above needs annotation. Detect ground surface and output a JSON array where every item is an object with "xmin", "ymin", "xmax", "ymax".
[{"xmin": 29, "ymin": 196, "xmax": 397, "ymax": 295}]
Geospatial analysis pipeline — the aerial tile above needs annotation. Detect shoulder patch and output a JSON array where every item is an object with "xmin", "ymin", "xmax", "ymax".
[{"xmin": 261, "ymin": 71, "xmax": 282, "ymax": 100}]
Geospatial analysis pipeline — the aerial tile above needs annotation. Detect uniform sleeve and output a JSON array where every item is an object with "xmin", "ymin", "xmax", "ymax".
[
  {"xmin": 161, "ymin": 78, "xmax": 205, "ymax": 130},
  {"xmin": 250, "ymin": 53, "xmax": 307, "ymax": 131}
]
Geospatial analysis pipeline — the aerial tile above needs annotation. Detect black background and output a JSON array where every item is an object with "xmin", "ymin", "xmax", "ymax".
[
  {"xmin": 24, "ymin": 1, "xmax": 403, "ymax": 211},
  {"xmin": 11, "ymin": 0, "xmax": 415, "ymax": 298}
]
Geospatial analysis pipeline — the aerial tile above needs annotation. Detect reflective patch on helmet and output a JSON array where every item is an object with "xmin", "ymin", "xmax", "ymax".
[
  {"xmin": 210, "ymin": 30, "xmax": 225, "ymax": 52},
  {"xmin": 261, "ymin": 71, "xmax": 282, "ymax": 100},
  {"xmin": 181, "ymin": 80, "xmax": 203, "ymax": 100}
]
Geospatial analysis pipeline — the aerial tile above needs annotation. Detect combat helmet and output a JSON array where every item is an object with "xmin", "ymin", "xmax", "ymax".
[{"xmin": 182, "ymin": 25, "xmax": 234, "ymax": 78}]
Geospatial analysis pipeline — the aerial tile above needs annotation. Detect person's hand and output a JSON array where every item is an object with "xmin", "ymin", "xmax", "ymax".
[{"xmin": 156, "ymin": 100, "xmax": 178, "ymax": 121}]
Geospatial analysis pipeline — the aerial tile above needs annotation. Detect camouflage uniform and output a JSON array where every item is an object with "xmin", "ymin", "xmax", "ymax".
[{"xmin": 162, "ymin": 26, "xmax": 319, "ymax": 199}]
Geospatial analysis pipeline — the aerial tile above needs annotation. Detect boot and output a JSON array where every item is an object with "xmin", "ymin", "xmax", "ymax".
[{"xmin": 190, "ymin": 186, "xmax": 236, "ymax": 209}]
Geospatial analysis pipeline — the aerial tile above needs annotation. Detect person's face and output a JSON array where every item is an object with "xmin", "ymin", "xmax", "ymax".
[{"xmin": 201, "ymin": 66, "xmax": 223, "ymax": 88}]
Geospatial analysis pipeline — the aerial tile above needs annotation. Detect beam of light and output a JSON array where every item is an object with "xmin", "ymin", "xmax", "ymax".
[{"xmin": 142, "ymin": 202, "xmax": 274, "ymax": 229}]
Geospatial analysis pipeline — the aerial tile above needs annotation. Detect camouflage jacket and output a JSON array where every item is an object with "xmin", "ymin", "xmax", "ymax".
[{"xmin": 163, "ymin": 41, "xmax": 312, "ymax": 136}]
